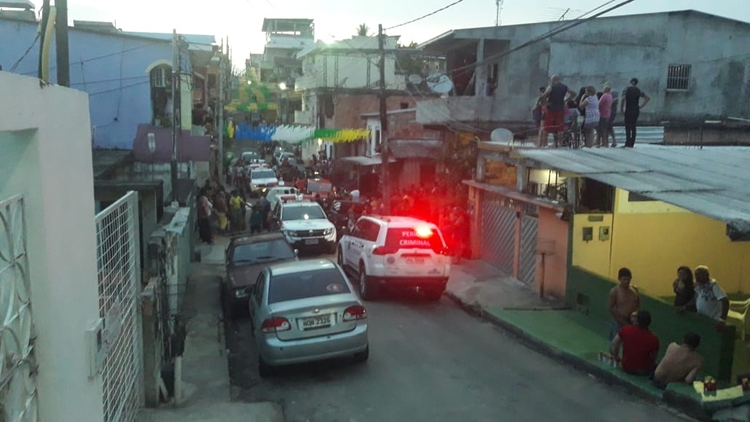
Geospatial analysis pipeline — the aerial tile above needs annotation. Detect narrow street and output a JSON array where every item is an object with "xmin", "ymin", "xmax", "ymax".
[{"xmin": 222, "ymin": 254, "xmax": 687, "ymax": 422}]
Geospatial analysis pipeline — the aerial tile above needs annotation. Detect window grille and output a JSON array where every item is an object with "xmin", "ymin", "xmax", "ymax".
[
  {"xmin": 667, "ymin": 64, "xmax": 691, "ymax": 91},
  {"xmin": 151, "ymin": 67, "xmax": 170, "ymax": 88}
]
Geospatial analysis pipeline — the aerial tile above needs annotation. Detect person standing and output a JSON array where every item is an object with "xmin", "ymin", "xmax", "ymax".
[
  {"xmin": 687, "ymin": 266, "xmax": 729, "ymax": 328},
  {"xmin": 580, "ymin": 86, "xmax": 600, "ymax": 148},
  {"xmin": 197, "ymin": 192, "xmax": 213, "ymax": 244},
  {"xmin": 540, "ymin": 75, "xmax": 577, "ymax": 148},
  {"xmin": 608, "ymin": 90, "xmax": 619, "ymax": 147},
  {"xmin": 621, "ymin": 78, "xmax": 651, "ymax": 148},
  {"xmin": 608, "ymin": 267, "xmax": 641, "ymax": 340},
  {"xmin": 532, "ymin": 86, "xmax": 547, "ymax": 140},
  {"xmin": 597, "ymin": 85, "xmax": 614, "ymax": 148}
]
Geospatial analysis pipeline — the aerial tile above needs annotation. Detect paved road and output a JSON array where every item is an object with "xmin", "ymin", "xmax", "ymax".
[{"xmin": 223, "ymin": 257, "xmax": 688, "ymax": 422}]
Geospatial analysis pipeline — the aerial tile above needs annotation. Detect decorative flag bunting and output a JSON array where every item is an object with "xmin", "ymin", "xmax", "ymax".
[{"xmin": 226, "ymin": 123, "xmax": 370, "ymax": 144}]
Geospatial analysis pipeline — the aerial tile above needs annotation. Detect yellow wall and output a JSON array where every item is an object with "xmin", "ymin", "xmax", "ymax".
[
  {"xmin": 608, "ymin": 189, "xmax": 750, "ymax": 297},
  {"xmin": 572, "ymin": 213, "xmax": 614, "ymax": 278}
]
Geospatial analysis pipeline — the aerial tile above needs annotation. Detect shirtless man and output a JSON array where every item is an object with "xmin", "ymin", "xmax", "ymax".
[{"xmin": 609, "ymin": 267, "xmax": 640, "ymax": 340}]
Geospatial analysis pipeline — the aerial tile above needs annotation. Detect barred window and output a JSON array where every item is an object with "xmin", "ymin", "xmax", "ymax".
[{"xmin": 667, "ymin": 64, "xmax": 691, "ymax": 91}]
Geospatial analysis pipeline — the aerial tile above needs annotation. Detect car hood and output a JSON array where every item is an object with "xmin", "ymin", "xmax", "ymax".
[
  {"xmin": 281, "ymin": 218, "xmax": 334, "ymax": 231},
  {"xmin": 251, "ymin": 178, "xmax": 278, "ymax": 185}
]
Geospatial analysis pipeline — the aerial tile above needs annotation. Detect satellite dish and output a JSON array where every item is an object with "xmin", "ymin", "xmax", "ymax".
[
  {"xmin": 490, "ymin": 128, "xmax": 513, "ymax": 144},
  {"xmin": 407, "ymin": 74, "xmax": 423, "ymax": 85},
  {"xmin": 426, "ymin": 73, "xmax": 454, "ymax": 94}
]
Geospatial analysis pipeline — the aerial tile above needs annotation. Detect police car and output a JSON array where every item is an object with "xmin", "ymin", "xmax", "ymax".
[
  {"xmin": 273, "ymin": 197, "xmax": 337, "ymax": 254},
  {"xmin": 337, "ymin": 216, "xmax": 450, "ymax": 301}
]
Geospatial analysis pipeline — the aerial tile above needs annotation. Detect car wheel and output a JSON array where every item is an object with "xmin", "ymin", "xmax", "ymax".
[
  {"xmin": 328, "ymin": 243, "xmax": 337, "ymax": 255},
  {"xmin": 425, "ymin": 289, "xmax": 443, "ymax": 301},
  {"xmin": 358, "ymin": 263, "xmax": 375, "ymax": 301},
  {"xmin": 353, "ymin": 346, "xmax": 369, "ymax": 363},
  {"xmin": 258, "ymin": 355, "xmax": 273, "ymax": 378}
]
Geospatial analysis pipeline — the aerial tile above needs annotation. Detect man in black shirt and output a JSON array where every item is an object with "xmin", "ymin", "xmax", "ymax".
[{"xmin": 621, "ymin": 78, "xmax": 651, "ymax": 148}]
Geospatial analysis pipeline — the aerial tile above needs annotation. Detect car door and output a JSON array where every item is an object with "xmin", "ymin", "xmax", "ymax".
[{"xmin": 344, "ymin": 220, "xmax": 367, "ymax": 268}]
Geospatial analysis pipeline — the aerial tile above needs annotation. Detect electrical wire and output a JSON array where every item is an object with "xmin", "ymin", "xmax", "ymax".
[
  {"xmin": 20, "ymin": 40, "xmax": 166, "ymax": 75},
  {"xmin": 10, "ymin": 34, "xmax": 41, "ymax": 72},
  {"xmin": 88, "ymin": 80, "xmax": 151, "ymax": 97},
  {"xmin": 386, "ymin": 0, "xmax": 466, "ymax": 30}
]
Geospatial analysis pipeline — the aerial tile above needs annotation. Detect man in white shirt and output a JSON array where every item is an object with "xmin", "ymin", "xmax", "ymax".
[
  {"xmin": 693, "ymin": 265, "xmax": 729, "ymax": 325},
  {"xmin": 350, "ymin": 189, "xmax": 360, "ymax": 203}
]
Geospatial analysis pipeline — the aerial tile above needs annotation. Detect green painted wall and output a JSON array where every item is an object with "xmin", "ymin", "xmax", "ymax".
[{"xmin": 566, "ymin": 266, "xmax": 736, "ymax": 382}]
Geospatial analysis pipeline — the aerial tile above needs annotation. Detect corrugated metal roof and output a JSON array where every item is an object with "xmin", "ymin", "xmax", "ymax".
[{"xmin": 518, "ymin": 146, "xmax": 750, "ymax": 238}]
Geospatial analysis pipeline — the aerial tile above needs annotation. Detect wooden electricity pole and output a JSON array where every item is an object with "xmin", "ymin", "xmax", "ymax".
[
  {"xmin": 378, "ymin": 24, "xmax": 390, "ymax": 214},
  {"xmin": 55, "ymin": 0, "xmax": 70, "ymax": 86}
]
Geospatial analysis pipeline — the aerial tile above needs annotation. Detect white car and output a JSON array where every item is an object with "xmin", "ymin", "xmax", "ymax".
[
  {"xmin": 274, "ymin": 200, "xmax": 337, "ymax": 254},
  {"xmin": 266, "ymin": 186, "xmax": 299, "ymax": 210},
  {"xmin": 249, "ymin": 168, "xmax": 279, "ymax": 196},
  {"xmin": 337, "ymin": 216, "xmax": 451, "ymax": 301}
]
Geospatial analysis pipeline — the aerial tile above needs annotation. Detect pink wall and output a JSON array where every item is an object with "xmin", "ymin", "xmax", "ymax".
[{"xmin": 536, "ymin": 207, "xmax": 569, "ymax": 299}]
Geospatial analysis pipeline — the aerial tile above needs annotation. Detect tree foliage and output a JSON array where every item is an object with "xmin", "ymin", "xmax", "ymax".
[{"xmin": 355, "ymin": 24, "xmax": 369, "ymax": 36}]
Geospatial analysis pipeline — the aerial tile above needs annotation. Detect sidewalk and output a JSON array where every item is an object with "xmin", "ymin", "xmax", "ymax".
[
  {"xmin": 444, "ymin": 259, "xmax": 750, "ymax": 421},
  {"xmin": 138, "ymin": 236, "xmax": 284, "ymax": 422}
]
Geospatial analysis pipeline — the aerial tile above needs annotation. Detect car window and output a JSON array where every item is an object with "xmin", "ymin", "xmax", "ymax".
[
  {"xmin": 281, "ymin": 204, "xmax": 326, "ymax": 221},
  {"xmin": 252, "ymin": 170, "xmax": 276, "ymax": 179},
  {"xmin": 385, "ymin": 227, "xmax": 444, "ymax": 251},
  {"xmin": 351, "ymin": 220, "xmax": 367, "ymax": 238},
  {"xmin": 231, "ymin": 239, "xmax": 294, "ymax": 265},
  {"xmin": 359, "ymin": 220, "xmax": 379, "ymax": 242},
  {"xmin": 253, "ymin": 273, "xmax": 265, "ymax": 304},
  {"xmin": 268, "ymin": 268, "xmax": 350, "ymax": 304}
]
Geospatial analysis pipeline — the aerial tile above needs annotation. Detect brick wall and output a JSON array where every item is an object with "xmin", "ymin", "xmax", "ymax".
[{"xmin": 332, "ymin": 93, "xmax": 416, "ymax": 130}]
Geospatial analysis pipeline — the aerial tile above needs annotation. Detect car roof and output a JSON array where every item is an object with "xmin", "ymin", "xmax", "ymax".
[
  {"xmin": 229, "ymin": 231, "xmax": 286, "ymax": 246},
  {"xmin": 267, "ymin": 259, "xmax": 337, "ymax": 276},
  {"xmin": 364, "ymin": 215, "xmax": 438, "ymax": 228}
]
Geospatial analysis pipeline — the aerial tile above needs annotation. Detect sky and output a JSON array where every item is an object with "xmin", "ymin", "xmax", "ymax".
[{"xmin": 48, "ymin": 0, "xmax": 750, "ymax": 67}]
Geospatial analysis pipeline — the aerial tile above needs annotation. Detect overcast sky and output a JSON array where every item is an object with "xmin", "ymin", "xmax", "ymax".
[{"xmin": 56, "ymin": 0, "xmax": 750, "ymax": 67}]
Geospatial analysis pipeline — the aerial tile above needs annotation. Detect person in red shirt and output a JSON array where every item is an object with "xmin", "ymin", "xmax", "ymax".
[{"xmin": 610, "ymin": 310, "xmax": 660, "ymax": 375}]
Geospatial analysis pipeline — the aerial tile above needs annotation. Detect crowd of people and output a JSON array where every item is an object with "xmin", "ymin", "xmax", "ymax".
[
  {"xmin": 533, "ymin": 75, "xmax": 651, "ymax": 149},
  {"xmin": 606, "ymin": 265, "xmax": 730, "ymax": 389}
]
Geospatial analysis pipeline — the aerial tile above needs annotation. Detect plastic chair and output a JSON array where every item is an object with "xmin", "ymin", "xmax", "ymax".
[{"xmin": 728, "ymin": 298, "xmax": 750, "ymax": 341}]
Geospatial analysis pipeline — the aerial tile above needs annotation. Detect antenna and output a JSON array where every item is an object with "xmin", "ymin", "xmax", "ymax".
[
  {"xmin": 495, "ymin": 0, "xmax": 504, "ymax": 26},
  {"xmin": 426, "ymin": 73, "xmax": 454, "ymax": 95}
]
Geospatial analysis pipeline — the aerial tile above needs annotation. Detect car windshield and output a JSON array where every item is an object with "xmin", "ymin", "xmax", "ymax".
[
  {"xmin": 268, "ymin": 267, "xmax": 350, "ymax": 304},
  {"xmin": 385, "ymin": 227, "xmax": 444, "ymax": 251},
  {"xmin": 252, "ymin": 170, "xmax": 276, "ymax": 179},
  {"xmin": 281, "ymin": 204, "xmax": 326, "ymax": 221},
  {"xmin": 230, "ymin": 239, "xmax": 294, "ymax": 266}
]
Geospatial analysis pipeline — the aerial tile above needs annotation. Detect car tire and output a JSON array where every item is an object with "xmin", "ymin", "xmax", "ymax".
[
  {"xmin": 258, "ymin": 355, "xmax": 273, "ymax": 378},
  {"xmin": 425, "ymin": 289, "xmax": 444, "ymax": 301},
  {"xmin": 353, "ymin": 346, "xmax": 369, "ymax": 363},
  {"xmin": 328, "ymin": 243, "xmax": 337, "ymax": 255},
  {"xmin": 358, "ymin": 263, "xmax": 375, "ymax": 301}
]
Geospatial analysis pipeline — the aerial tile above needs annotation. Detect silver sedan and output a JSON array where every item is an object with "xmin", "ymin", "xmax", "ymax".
[{"xmin": 249, "ymin": 259, "xmax": 369, "ymax": 377}]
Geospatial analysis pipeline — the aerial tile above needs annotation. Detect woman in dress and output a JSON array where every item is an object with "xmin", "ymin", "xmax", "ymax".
[{"xmin": 673, "ymin": 266, "xmax": 696, "ymax": 312}]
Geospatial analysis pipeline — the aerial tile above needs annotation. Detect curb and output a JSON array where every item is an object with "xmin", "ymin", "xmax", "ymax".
[{"xmin": 444, "ymin": 290, "xmax": 709, "ymax": 421}]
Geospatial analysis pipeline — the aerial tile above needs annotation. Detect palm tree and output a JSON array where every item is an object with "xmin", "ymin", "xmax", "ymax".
[{"xmin": 355, "ymin": 24, "xmax": 369, "ymax": 37}]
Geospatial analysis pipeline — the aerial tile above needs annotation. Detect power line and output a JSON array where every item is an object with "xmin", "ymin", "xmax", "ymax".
[
  {"xmin": 10, "ymin": 33, "xmax": 40, "ymax": 72},
  {"xmin": 88, "ymin": 80, "xmax": 150, "ymax": 97},
  {"xmin": 386, "ymin": 0, "xmax": 466, "ymax": 30},
  {"xmin": 21, "ymin": 40, "xmax": 167, "ymax": 75}
]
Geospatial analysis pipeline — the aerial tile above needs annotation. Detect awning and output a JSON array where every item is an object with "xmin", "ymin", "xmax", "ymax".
[
  {"xmin": 340, "ymin": 155, "xmax": 396, "ymax": 166},
  {"xmin": 517, "ymin": 146, "xmax": 750, "ymax": 240},
  {"xmin": 389, "ymin": 139, "xmax": 442, "ymax": 159}
]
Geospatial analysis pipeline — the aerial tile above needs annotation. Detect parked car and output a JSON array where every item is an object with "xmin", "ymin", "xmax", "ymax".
[
  {"xmin": 222, "ymin": 232, "xmax": 297, "ymax": 318},
  {"xmin": 249, "ymin": 259, "xmax": 369, "ymax": 377},
  {"xmin": 266, "ymin": 186, "xmax": 299, "ymax": 211},
  {"xmin": 337, "ymin": 216, "xmax": 450, "ymax": 301},
  {"xmin": 273, "ymin": 199, "xmax": 337, "ymax": 254},
  {"xmin": 249, "ymin": 168, "xmax": 280, "ymax": 197}
]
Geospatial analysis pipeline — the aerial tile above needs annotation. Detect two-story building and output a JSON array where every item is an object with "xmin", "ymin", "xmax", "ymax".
[{"xmin": 417, "ymin": 10, "xmax": 750, "ymax": 145}]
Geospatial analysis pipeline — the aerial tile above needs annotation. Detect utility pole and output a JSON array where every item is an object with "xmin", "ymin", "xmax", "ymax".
[
  {"xmin": 217, "ymin": 39, "xmax": 225, "ymax": 184},
  {"xmin": 378, "ymin": 24, "xmax": 390, "ymax": 214},
  {"xmin": 55, "ymin": 0, "xmax": 70, "ymax": 86},
  {"xmin": 38, "ymin": 0, "xmax": 51, "ymax": 79},
  {"xmin": 171, "ymin": 29, "xmax": 180, "ymax": 203}
]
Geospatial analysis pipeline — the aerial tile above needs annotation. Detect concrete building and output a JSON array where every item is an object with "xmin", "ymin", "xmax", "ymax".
[
  {"xmin": 0, "ymin": 71, "xmax": 108, "ymax": 421},
  {"xmin": 0, "ymin": 16, "xmax": 218, "ymax": 150},
  {"xmin": 417, "ymin": 10, "xmax": 750, "ymax": 143}
]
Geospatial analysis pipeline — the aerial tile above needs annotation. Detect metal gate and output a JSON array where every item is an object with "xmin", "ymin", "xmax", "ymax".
[
  {"xmin": 519, "ymin": 215, "xmax": 539, "ymax": 286},
  {"xmin": 481, "ymin": 192, "xmax": 516, "ymax": 275},
  {"xmin": 95, "ymin": 192, "xmax": 142, "ymax": 422},
  {"xmin": 0, "ymin": 195, "xmax": 38, "ymax": 422}
]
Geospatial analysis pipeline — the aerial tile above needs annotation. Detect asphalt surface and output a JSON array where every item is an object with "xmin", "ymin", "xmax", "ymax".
[{"xmin": 222, "ymin": 254, "xmax": 689, "ymax": 422}]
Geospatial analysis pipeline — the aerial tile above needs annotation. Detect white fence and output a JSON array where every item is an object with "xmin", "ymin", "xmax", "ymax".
[
  {"xmin": 0, "ymin": 195, "xmax": 38, "ymax": 422},
  {"xmin": 95, "ymin": 191, "xmax": 143, "ymax": 422}
]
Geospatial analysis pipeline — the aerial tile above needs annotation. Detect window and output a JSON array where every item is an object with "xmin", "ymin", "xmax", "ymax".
[
  {"xmin": 667, "ymin": 64, "xmax": 691, "ymax": 91},
  {"xmin": 627, "ymin": 191, "xmax": 655, "ymax": 202},
  {"xmin": 281, "ymin": 204, "xmax": 326, "ymax": 221},
  {"xmin": 231, "ymin": 239, "xmax": 295, "ymax": 266},
  {"xmin": 268, "ymin": 268, "xmax": 350, "ymax": 304}
]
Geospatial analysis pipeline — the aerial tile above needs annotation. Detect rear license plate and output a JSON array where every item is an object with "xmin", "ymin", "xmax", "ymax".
[
  {"xmin": 302, "ymin": 314, "xmax": 331, "ymax": 329},
  {"xmin": 406, "ymin": 257, "xmax": 425, "ymax": 264},
  {"xmin": 305, "ymin": 238, "xmax": 319, "ymax": 245}
]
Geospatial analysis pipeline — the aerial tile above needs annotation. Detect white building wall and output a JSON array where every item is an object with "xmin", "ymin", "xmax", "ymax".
[{"xmin": 0, "ymin": 72, "xmax": 105, "ymax": 421}]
